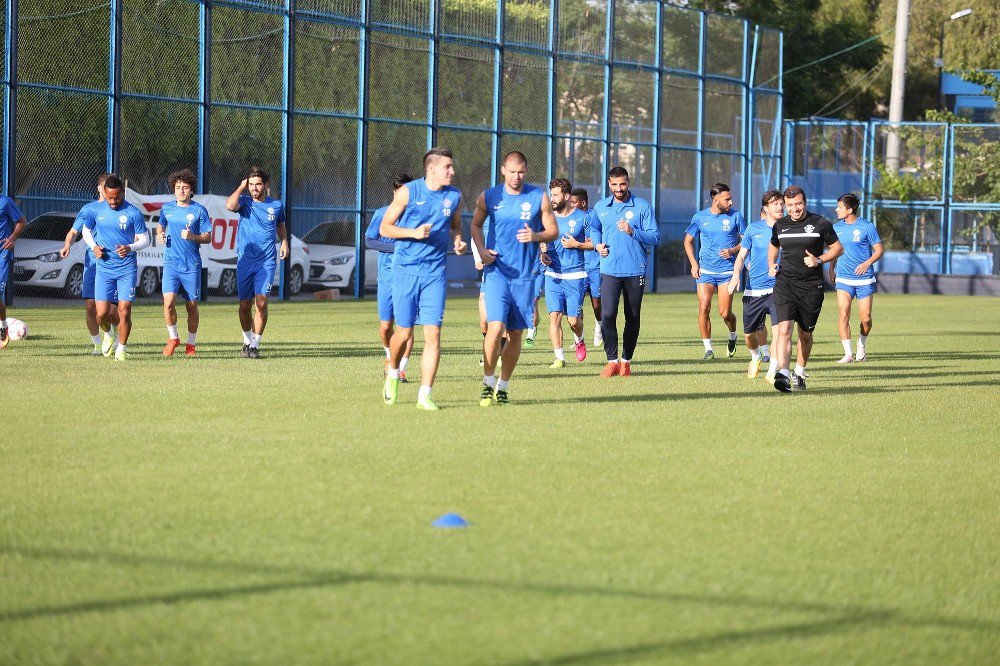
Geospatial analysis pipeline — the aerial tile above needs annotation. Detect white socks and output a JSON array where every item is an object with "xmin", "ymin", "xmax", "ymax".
[
  {"xmin": 794, "ymin": 364, "xmax": 806, "ymax": 377},
  {"xmin": 249, "ymin": 333, "xmax": 261, "ymax": 349},
  {"xmin": 842, "ymin": 339, "xmax": 853, "ymax": 356},
  {"xmin": 483, "ymin": 374, "xmax": 496, "ymax": 388},
  {"xmin": 91, "ymin": 334, "xmax": 101, "ymax": 345},
  {"xmin": 418, "ymin": 385, "xmax": 432, "ymax": 400},
  {"xmin": 703, "ymin": 339, "xmax": 713, "ymax": 351},
  {"xmin": 729, "ymin": 331, "xmax": 737, "ymax": 341},
  {"xmin": 858, "ymin": 334, "xmax": 868, "ymax": 350},
  {"xmin": 384, "ymin": 346, "xmax": 391, "ymax": 359},
  {"xmin": 387, "ymin": 368, "xmax": 399, "ymax": 379},
  {"xmin": 750, "ymin": 348, "xmax": 761, "ymax": 362},
  {"xmin": 187, "ymin": 332, "xmax": 197, "ymax": 345},
  {"xmin": 760, "ymin": 343, "xmax": 770, "ymax": 357},
  {"xmin": 497, "ymin": 379, "xmax": 509, "ymax": 391},
  {"xmin": 573, "ymin": 334, "xmax": 584, "ymax": 344},
  {"xmin": 399, "ymin": 356, "xmax": 410, "ymax": 373},
  {"xmin": 554, "ymin": 348, "xmax": 565, "ymax": 361},
  {"xmin": 527, "ymin": 327, "xmax": 536, "ymax": 338},
  {"xmin": 242, "ymin": 330, "xmax": 252, "ymax": 345},
  {"xmin": 167, "ymin": 325, "xmax": 179, "ymax": 340}
]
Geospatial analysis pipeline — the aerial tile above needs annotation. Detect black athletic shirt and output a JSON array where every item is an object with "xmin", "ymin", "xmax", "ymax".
[{"xmin": 770, "ymin": 212, "xmax": 839, "ymax": 284}]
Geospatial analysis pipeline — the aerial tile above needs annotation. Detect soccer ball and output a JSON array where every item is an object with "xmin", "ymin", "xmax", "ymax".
[{"xmin": 4, "ymin": 318, "xmax": 28, "ymax": 340}]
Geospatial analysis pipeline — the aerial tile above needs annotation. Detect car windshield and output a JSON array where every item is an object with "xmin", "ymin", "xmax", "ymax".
[
  {"xmin": 303, "ymin": 222, "xmax": 354, "ymax": 245},
  {"xmin": 20, "ymin": 215, "xmax": 74, "ymax": 241},
  {"xmin": 303, "ymin": 223, "xmax": 337, "ymax": 245}
]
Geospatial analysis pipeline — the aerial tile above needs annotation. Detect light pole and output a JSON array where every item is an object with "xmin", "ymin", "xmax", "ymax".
[{"xmin": 937, "ymin": 9, "xmax": 973, "ymax": 111}]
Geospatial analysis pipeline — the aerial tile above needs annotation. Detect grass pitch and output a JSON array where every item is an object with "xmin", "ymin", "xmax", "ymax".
[{"xmin": 2, "ymin": 294, "xmax": 999, "ymax": 664}]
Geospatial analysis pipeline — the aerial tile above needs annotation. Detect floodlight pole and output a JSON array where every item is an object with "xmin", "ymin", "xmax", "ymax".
[{"xmin": 885, "ymin": 0, "xmax": 910, "ymax": 175}]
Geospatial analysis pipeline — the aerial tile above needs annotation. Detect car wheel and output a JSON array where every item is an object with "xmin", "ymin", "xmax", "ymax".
[
  {"xmin": 64, "ymin": 264, "xmax": 84, "ymax": 299},
  {"xmin": 219, "ymin": 269, "xmax": 237, "ymax": 297},
  {"xmin": 288, "ymin": 266, "xmax": 304, "ymax": 296},
  {"xmin": 138, "ymin": 267, "xmax": 159, "ymax": 298}
]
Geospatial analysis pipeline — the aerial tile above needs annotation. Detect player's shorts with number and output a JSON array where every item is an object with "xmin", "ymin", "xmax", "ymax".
[
  {"xmin": 237, "ymin": 258, "xmax": 275, "ymax": 300},
  {"xmin": 392, "ymin": 269, "xmax": 446, "ymax": 328},
  {"xmin": 95, "ymin": 264, "xmax": 137, "ymax": 303},
  {"xmin": 484, "ymin": 270, "xmax": 535, "ymax": 331},
  {"xmin": 163, "ymin": 267, "xmax": 201, "ymax": 302},
  {"xmin": 544, "ymin": 275, "xmax": 585, "ymax": 317}
]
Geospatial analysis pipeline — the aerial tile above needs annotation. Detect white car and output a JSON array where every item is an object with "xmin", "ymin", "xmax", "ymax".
[
  {"xmin": 303, "ymin": 221, "xmax": 377, "ymax": 293},
  {"xmin": 11, "ymin": 212, "xmax": 88, "ymax": 297}
]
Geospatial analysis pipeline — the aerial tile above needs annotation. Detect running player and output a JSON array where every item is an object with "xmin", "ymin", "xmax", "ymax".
[
  {"xmin": 471, "ymin": 151, "xmax": 558, "ymax": 405},
  {"xmin": 225, "ymin": 166, "xmax": 289, "ymax": 359},
  {"xmin": 683, "ymin": 183, "xmax": 745, "ymax": 359},
  {"xmin": 0, "ymin": 193, "xmax": 27, "ymax": 349},
  {"xmin": 525, "ymin": 247, "xmax": 545, "ymax": 348},
  {"xmin": 830, "ymin": 193, "xmax": 883, "ymax": 363},
  {"xmin": 364, "ymin": 174, "xmax": 415, "ymax": 380},
  {"xmin": 80, "ymin": 175, "xmax": 149, "ymax": 360},
  {"xmin": 571, "ymin": 187, "xmax": 602, "ymax": 347},
  {"xmin": 60, "ymin": 173, "xmax": 120, "ymax": 354},
  {"xmin": 769, "ymin": 185, "xmax": 843, "ymax": 392},
  {"xmin": 540, "ymin": 178, "xmax": 590, "ymax": 368},
  {"xmin": 379, "ymin": 147, "xmax": 467, "ymax": 410},
  {"xmin": 728, "ymin": 189, "xmax": 782, "ymax": 379},
  {"xmin": 590, "ymin": 166, "xmax": 660, "ymax": 377},
  {"xmin": 158, "ymin": 169, "xmax": 212, "ymax": 356}
]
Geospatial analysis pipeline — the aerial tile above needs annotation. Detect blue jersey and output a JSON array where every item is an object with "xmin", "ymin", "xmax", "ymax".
[
  {"xmin": 236, "ymin": 195, "xmax": 284, "ymax": 264},
  {"xmin": 161, "ymin": 201, "xmax": 211, "ymax": 272},
  {"xmin": 685, "ymin": 208, "xmax": 746, "ymax": 275},
  {"xmin": 740, "ymin": 219, "xmax": 776, "ymax": 291},
  {"xmin": 583, "ymin": 210, "xmax": 600, "ymax": 272},
  {"xmin": 391, "ymin": 178, "xmax": 462, "ymax": 276},
  {"xmin": 834, "ymin": 218, "xmax": 881, "ymax": 280},
  {"xmin": 589, "ymin": 193, "xmax": 659, "ymax": 277},
  {"xmin": 0, "ymin": 196, "xmax": 24, "ymax": 241},
  {"xmin": 483, "ymin": 183, "xmax": 545, "ymax": 281},
  {"xmin": 365, "ymin": 206, "xmax": 395, "ymax": 279},
  {"xmin": 73, "ymin": 201, "xmax": 102, "ymax": 269},
  {"xmin": 546, "ymin": 208, "xmax": 588, "ymax": 276},
  {"xmin": 83, "ymin": 201, "xmax": 147, "ymax": 273}
]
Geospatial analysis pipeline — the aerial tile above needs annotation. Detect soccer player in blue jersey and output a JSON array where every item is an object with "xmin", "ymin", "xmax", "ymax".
[
  {"xmin": 81, "ymin": 176, "xmax": 149, "ymax": 360},
  {"xmin": 683, "ymin": 183, "xmax": 746, "ymax": 360},
  {"xmin": 379, "ymin": 147, "xmax": 467, "ymax": 411},
  {"xmin": 471, "ymin": 151, "xmax": 558, "ymax": 405},
  {"xmin": 60, "ymin": 173, "xmax": 121, "ymax": 354},
  {"xmin": 540, "ymin": 178, "xmax": 590, "ymax": 368},
  {"xmin": 728, "ymin": 189, "xmax": 783, "ymax": 379},
  {"xmin": 525, "ymin": 247, "xmax": 545, "ymax": 348},
  {"xmin": 0, "ymin": 193, "xmax": 27, "ymax": 349},
  {"xmin": 226, "ymin": 166, "xmax": 289, "ymax": 359},
  {"xmin": 829, "ymin": 193, "xmax": 883, "ymax": 363},
  {"xmin": 590, "ymin": 166, "xmax": 661, "ymax": 377},
  {"xmin": 157, "ymin": 169, "xmax": 212, "ymax": 357},
  {"xmin": 571, "ymin": 187, "xmax": 603, "ymax": 347},
  {"xmin": 364, "ymin": 173, "xmax": 415, "ymax": 380}
]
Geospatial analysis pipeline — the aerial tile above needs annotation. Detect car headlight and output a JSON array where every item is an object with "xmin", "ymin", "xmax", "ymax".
[
  {"xmin": 37, "ymin": 252, "xmax": 62, "ymax": 262},
  {"xmin": 326, "ymin": 255, "xmax": 352, "ymax": 265}
]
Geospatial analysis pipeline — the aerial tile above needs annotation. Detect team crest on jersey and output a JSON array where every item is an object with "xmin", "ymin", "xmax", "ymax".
[
  {"xmin": 520, "ymin": 202, "xmax": 532, "ymax": 212},
  {"xmin": 853, "ymin": 229, "xmax": 862, "ymax": 242},
  {"xmin": 186, "ymin": 213, "xmax": 195, "ymax": 222},
  {"xmin": 805, "ymin": 224, "xmax": 815, "ymax": 233},
  {"xmin": 625, "ymin": 211, "xmax": 634, "ymax": 220},
  {"xmin": 722, "ymin": 218, "xmax": 731, "ymax": 231},
  {"xmin": 118, "ymin": 215, "xmax": 128, "ymax": 229},
  {"xmin": 267, "ymin": 206, "xmax": 276, "ymax": 221}
]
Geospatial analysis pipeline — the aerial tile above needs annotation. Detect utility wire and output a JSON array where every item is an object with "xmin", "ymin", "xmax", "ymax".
[{"xmin": 759, "ymin": 28, "xmax": 893, "ymax": 87}]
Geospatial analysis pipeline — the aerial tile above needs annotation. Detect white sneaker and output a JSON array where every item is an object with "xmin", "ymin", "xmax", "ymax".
[
  {"xmin": 837, "ymin": 354, "xmax": 854, "ymax": 364},
  {"xmin": 856, "ymin": 346, "xmax": 867, "ymax": 361},
  {"xmin": 594, "ymin": 332, "xmax": 603, "ymax": 346},
  {"xmin": 101, "ymin": 331, "xmax": 115, "ymax": 357}
]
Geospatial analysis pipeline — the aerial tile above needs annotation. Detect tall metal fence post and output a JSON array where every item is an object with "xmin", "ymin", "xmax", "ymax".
[
  {"xmin": 650, "ymin": 0, "xmax": 663, "ymax": 291},
  {"xmin": 694, "ymin": 11, "xmax": 706, "ymax": 203},
  {"xmin": 355, "ymin": 0, "xmax": 371, "ymax": 300},
  {"xmin": 545, "ymin": 0, "xmax": 556, "ymax": 183},
  {"xmin": 601, "ymin": 0, "xmax": 615, "ymax": 196},
  {"xmin": 428, "ymin": 0, "xmax": 439, "ymax": 152},
  {"xmin": 279, "ymin": 0, "xmax": 295, "ymax": 301},
  {"xmin": 942, "ymin": 122, "xmax": 954, "ymax": 274},
  {"xmin": 491, "ymin": 0, "xmax": 505, "ymax": 173},
  {"xmin": 107, "ymin": 0, "xmax": 123, "ymax": 174},
  {"xmin": 198, "ymin": 0, "xmax": 211, "ymax": 193},
  {"xmin": 745, "ymin": 23, "xmax": 757, "ymax": 220},
  {"xmin": 3, "ymin": 0, "xmax": 17, "ymax": 199}
]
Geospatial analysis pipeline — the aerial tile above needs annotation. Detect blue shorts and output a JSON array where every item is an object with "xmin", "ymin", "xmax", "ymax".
[
  {"xmin": 836, "ymin": 281, "xmax": 876, "ymax": 300},
  {"xmin": 586, "ymin": 269, "xmax": 601, "ymax": 299},
  {"xmin": 696, "ymin": 272, "xmax": 733, "ymax": 286},
  {"xmin": 545, "ymin": 275, "xmax": 586, "ymax": 317},
  {"xmin": 237, "ymin": 258, "xmax": 275, "ymax": 301},
  {"xmin": 0, "ymin": 252, "xmax": 9, "ymax": 303},
  {"xmin": 392, "ymin": 269, "xmax": 446, "ymax": 328},
  {"xmin": 163, "ymin": 267, "xmax": 201, "ymax": 302},
  {"xmin": 533, "ymin": 273, "xmax": 545, "ymax": 299},
  {"xmin": 95, "ymin": 265, "xmax": 136, "ymax": 303},
  {"xmin": 377, "ymin": 279, "xmax": 394, "ymax": 322},
  {"xmin": 742, "ymin": 292, "xmax": 778, "ymax": 334},
  {"xmin": 82, "ymin": 262, "xmax": 118, "ymax": 302},
  {"xmin": 484, "ymin": 271, "xmax": 535, "ymax": 331}
]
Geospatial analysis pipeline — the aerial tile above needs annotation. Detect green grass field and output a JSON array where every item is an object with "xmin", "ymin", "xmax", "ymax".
[{"xmin": 2, "ymin": 293, "xmax": 999, "ymax": 665}]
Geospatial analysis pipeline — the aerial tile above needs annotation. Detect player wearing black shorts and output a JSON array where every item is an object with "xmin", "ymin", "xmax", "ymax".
[{"xmin": 768, "ymin": 185, "xmax": 842, "ymax": 393}]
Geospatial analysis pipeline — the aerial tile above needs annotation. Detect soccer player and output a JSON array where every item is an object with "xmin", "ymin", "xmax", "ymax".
[
  {"xmin": 830, "ymin": 193, "xmax": 883, "ymax": 363},
  {"xmin": 225, "ymin": 166, "xmax": 289, "ymax": 359},
  {"xmin": 81, "ymin": 175, "xmax": 149, "ymax": 360},
  {"xmin": 728, "ymin": 190, "xmax": 782, "ymax": 379},
  {"xmin": 540, "ymin": 178, "xmax": 590, "ymax": 368},
  {"xmin": 768, "ymin": 185, "xmax": 843, "ymax": 392},
  {"xmin": 471, "ymin": 151, "xmax": 558, "ymax": 405},
  {"xmin": 525, "ymin": 246, "xmax": 545, "ymax": 348},
  {"xmin": 571, "ymin": 187, "xmax": 602, "ymax": 346},
  {"xmin": 60, "ymin": 173, "xmax": 121, "ymax": 354},
  {"xmin": 364, "ymin": 174, "xmax": 415, "ymax": 380},
  {"xmin": 683, "ymin": 183, "xmax": 746, "ymax": 359},
  {"xmin": 0, "ymin": 193, "xmax": 27, "ymax": 349},
  {"xmin": 158, "ymin": 169, "xmax": 212, "ymax": 356},
  {"xmin": 590, "ymin": 166, "xmax": 660, "ymax": 377},
  {"xmin": 379, "ymin": 147, "xmax": 467, "ymax": 411}
]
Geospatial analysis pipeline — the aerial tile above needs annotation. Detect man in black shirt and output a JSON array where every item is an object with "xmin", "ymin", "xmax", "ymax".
[{"xmin": 768, "ymin": 185, "xmax": 843, "ymax": 393}]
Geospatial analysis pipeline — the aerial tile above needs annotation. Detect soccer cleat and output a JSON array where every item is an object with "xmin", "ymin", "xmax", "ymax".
[
  {"xmin": 837, "ymin": 354, "xmax": 854, "ymax": 364},
  {"xmin": 702, "ymin": 349, "xmax": 714, "ymax": 360},
  {"xmin": 399, "ymin": 371, "xmax": 408, "ymax": 383},
  {"xmin": 765, "ymin": 368, "xmax": 777, "ymax": 382},
  {"xmin": 524, "ymin": 335, "xmax": 535, "ymax": 349},
  {"xmin": 92, "ymin": 343, "xmax": 102, "ymax": 355},
  {"xmin": 594, "ymin": 331, "xmax": 604, "ymax": 347},
  {"xmin": 748, "ymin": 359, "xmax": 762, "ymax": 378},
  {"xmin": 102, "ymin": 331, "xmax": 115, "ymax": 357},
  {"xmin": 185, "ymin": 344, "xmax": 196, "ymax": 356},
  {"xmin": 773, "ymin": 373, "xmax": 792, "ymax": 393},
  {"xmin": 619, "ymin": 363, "xmax": 632, "ymax": 377},
  {"xmin": 240, "ymin": 344, "xmax": 251, "ymax": 358},
  {"xmin": 728, "ymin": 338, "xmax": 737, "ymax": 357},
  {"xmin": 479, "ymin": 383, "xmax": 495, "ymax": 407},
  {"xmin": 791, "ymin": 373, "xmax": 807, "ymax": 391},
  {"xmin": 416, "ymin": 394, "xmax": 440, "ymax": 411},
  {"xmin": 600, "ymin": 361, "xmax": 620, "ymax": 378},
  {"xmin": 494, "ymin": 389, "xmax": 509, "ymax": 405},
  {"xmin": 549, "ymin": 359, "xmax": 565, "ymax": 369},
  {"xmin": 856, "ymin": 346, "xmax": 867, "ymax": 361},
  {"xmin": 163, "ymin": 338, "xmax": 180, "ymax": 356},
  {"xmin": 247, "ymin": 347, "xmax": 260, "ymax": 359},
  {"xmin": 383, "ymin": 377, "xmax": 399, "ymax": 405},
  {"xmin": 0, "ymin": 327, "xmax": 7, "ymax": 349},
  {"xmin": 575, "ymin": 340, "xmax": 587, "ymax": 362},
  {"xmin": 114, "ymin": 348, "xmax": 129, "ymax": 362},
  {"xmin": 761, "ymin": 355, "xmax": 771, "ymax": 364}
]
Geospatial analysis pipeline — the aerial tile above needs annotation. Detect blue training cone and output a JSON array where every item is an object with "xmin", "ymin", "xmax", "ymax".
[{"xmin": 432, "ymin": 513, "xmax": 469, "ymax": 528}]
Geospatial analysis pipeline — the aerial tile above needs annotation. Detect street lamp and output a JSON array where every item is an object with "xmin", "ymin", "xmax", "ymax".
[{"xmin": 938, "ymin": 8, "xmax": 973, "ymax": 111}]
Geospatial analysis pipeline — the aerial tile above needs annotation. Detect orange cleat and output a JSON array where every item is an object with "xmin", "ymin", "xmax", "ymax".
[
  {"xmin": 399, "ymin": 371, "xmax": 408, "ymax": 383},
  {"xmin": 600, "ymin": 361, "xmax": 620, "ymax": 378},
  {"xmin": 619, "ymin": 362, "xmax": 632, "ymax": 377},
  {"xmin": 185, "ymin": 344, "xmax": 196, "ymax": 356},
  {"xmin": 163, "ymin": 338, "xmax": 181, "ymax": 356}
]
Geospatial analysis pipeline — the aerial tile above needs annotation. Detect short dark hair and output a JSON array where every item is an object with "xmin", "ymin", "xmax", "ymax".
[
  {"xmin": 570, "ymin": 187, "xmax": 588, "ymax": 202},
  {"xmin": 783, "ymin": 185, "xmax": 806, "ymax": 201},
  {"xmin": 393, "ymin": 173, "xmax": 413, "ymax": 190},
  {"xmin": 549, "ymin": 178, "xmax": 572, "ymax": 194},
  {"xmin": 423, "ymin": 147, "xmax": 453, "ymax": 168},
  {"xmin": 168, "ymin": 168, "xmax": 197, "ymax": 191},
  {"xmin": 97, "ymin": 172, "xmax": 115, "ymax": 187},
  {"xmin": 761, "ymin": 189, "xmax": 782, "ymax": 210},
  {"xmin": 503, "ymin": 150, "xmax": 527, "ymax": 167},
  {"xmin": 103, "ymin": 175, "xmax": 124, "ymax": 191},
  {"xmin": 709, "ymin": 183, "xmax": 731, "ymax": 198},
  {"xmin": 607, "ymin": 166, "xmax": 629, "ymax": 180},
  {"xmin": 247, "ymin": 165, "xmax": 270, "ymax": 184},
  {"xmin": 837, "ymin": 193, "xmax": 861, "ymax": 216}
]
